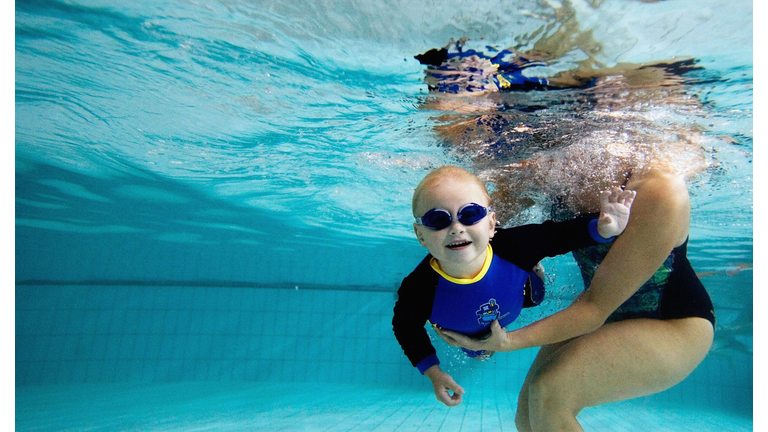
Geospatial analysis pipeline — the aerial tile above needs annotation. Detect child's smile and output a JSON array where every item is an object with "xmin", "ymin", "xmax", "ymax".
[
  {"xmin": 446, "ymin": 239, "xmax": 472, "ymax": 250},
  {"xmin": 413, "ymin": 178, "xmax": 496, "ymax": 279}
]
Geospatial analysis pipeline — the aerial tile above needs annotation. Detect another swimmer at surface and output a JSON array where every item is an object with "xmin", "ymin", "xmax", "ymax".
[{"xmin": 392, "ymin": 165, "xmax": 636, "ymax": 407}]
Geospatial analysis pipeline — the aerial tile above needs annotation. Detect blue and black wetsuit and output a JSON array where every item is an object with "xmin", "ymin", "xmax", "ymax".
[{"xmin": 392, "ymin": 215, "xmax": 612, "ymax": 374}]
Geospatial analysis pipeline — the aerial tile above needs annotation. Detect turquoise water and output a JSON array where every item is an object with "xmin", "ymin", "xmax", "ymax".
[{"xmin": 15, "ymin": 0, "xmax": 753, "ymax": 430}]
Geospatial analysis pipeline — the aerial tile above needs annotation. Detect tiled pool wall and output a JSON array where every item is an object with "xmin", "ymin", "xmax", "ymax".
[{"xmin": 16, "ymin": 283, "xmax": 752, "ymax": 415}]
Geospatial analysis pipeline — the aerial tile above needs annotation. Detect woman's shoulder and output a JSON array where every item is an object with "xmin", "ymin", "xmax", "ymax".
[
  {"xmin": 628, "ymin": 169, "xmax": 689, "ymax": 207},
  {"xmin": 626, "ymin": 169, "xmax": 691, "ymax": 247}
]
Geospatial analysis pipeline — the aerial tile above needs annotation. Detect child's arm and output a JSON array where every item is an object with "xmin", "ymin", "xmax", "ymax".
[
  {"xmin": 393, "ymin": 267, "xmax": 466, "ymax": 406},
  {"xmin": 491, "ymin": 188, "xmax": 636, "ymax": 270},
  {"xmin": 596, "ymin": 187, "xmax": 636, "ymax": 239},
  {"xmin": 392, "ymin": 269, "xmax": 440, "ymax": 373}
]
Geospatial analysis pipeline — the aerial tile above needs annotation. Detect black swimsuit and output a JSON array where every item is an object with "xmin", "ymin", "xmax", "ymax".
[{"xmin": 572, "ymin": 238, "xmax": 716, "ymax": 327}]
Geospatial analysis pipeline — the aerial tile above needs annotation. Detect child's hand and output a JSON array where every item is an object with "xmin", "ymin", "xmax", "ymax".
[
  {"xmin": 597, "ymin": 187, "xmax": 637, "ymax": 238},
  {"xmin": 424, "ymin": 366, "xmax": 465, "ymax": 407}
]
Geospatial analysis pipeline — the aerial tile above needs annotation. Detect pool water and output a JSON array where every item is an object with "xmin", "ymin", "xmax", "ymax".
[{"xmin": 15, "ymin": 0, "xmax": 753, "ymax": 430}]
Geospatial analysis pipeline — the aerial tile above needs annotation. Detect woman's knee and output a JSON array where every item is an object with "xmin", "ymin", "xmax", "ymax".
[
  {"xmin": 515, "ymin": 410, "xmax": 532, "ymax": 432},
  {"xmin": 515, "ymin": 393, "xmax": 532, "ymax": 432},
  {"xmin": 525, "ymin": 362, "xmax": 578, "ymax": 418},
  {"xmin": 516, "ymin": 342, "xmax": 576, "ymax": 430}
]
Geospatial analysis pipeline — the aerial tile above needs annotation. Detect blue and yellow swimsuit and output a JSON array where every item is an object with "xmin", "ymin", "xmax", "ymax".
[
  {"xmin": 428, "ymin": 244, "xmax": 538, "ymax": 358},
  {"xmin": 393, "ymin": 215, "xmax": 612, "ymax": 374}
]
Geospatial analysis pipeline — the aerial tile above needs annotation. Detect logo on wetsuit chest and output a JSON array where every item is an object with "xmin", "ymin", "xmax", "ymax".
[{"xmin": 476, "ymin": 299, "xmax": 500, "ymax": 324}]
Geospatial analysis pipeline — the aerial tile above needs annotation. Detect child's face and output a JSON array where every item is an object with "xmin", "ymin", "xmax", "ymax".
[{"xmin": 413, "ymin": 177, "xmax": 496, "ymax": 279}]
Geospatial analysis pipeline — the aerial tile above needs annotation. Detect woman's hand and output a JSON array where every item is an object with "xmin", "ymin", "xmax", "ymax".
[{"xmin": 435, "ymin": 320, "xmax": 512, "ymax": 352}]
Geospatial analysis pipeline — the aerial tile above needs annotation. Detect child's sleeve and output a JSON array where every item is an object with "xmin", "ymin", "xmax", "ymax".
[
  {"xmin": 587, "ymin": 218, "xmax": 615, "ymax": 243},
  {"xmin": 392, "ymin": 260, "xmax": 440, "ymax": 374},
  {"xmin": 493, "ymin": 213, "xmax": 609, "ymax": 270}
]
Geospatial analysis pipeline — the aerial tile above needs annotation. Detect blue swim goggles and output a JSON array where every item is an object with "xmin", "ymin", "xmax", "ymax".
[{"xmin": 415, "ymin": 203, "xmax": 492, "ymax": 231}]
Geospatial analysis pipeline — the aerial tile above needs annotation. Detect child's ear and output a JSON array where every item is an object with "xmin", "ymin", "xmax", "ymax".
[
  {"xmin": 488, "ymin": 212, "xmax": 497, "ymax": 238},
  {"xmin": 413, "ymin": 224, "xmax": 427, "ymax": 246}
]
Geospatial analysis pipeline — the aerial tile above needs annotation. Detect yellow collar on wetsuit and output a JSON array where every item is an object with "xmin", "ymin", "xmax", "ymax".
[{"xmin": 429, "ymin": 244, "xmax": 493, "ymax": 284}]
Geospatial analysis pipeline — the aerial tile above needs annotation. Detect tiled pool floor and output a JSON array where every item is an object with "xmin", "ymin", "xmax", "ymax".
[{"xmin": 15, "ymin": 382, "xmax": 753, "ymax": 431}]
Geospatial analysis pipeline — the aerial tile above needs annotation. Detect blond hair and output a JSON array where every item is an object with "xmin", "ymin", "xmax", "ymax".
[{"xmin": 412, "ymin": 165, "xmax": 492, "ymax": 216}]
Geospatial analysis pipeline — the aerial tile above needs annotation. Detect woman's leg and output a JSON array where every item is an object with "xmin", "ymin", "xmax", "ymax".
[{"xmin": 516, "ymin": 317, "xmax": 713, "ymax": 432}]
